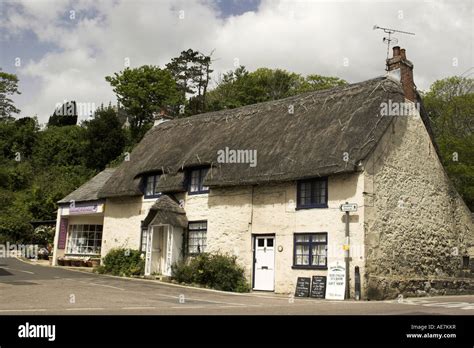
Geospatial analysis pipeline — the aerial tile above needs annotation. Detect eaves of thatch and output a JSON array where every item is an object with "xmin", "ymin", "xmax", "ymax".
[
  {"xmin": 99, "ymin": 77, "xmax": 409, "ymax": 198},
  {"xmin": 142, "ymin": 195, "xmax": 187, "ymax": 228},
  {"xmin": 59, "ymin": 168, "xmax": 116, "ymax": 204}
]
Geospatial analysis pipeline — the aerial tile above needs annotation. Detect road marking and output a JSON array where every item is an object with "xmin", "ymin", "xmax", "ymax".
[
  {"xmin": 2, "ymin": 267, "xmax": 35, "ymax": 274},
  {"xmin": 66, "ymin": 307, "xmax": 105, "ymax": 311},
  {"xmin": 88, "ymin": 282, "xmax": 125, "ymax": 291},
  {"xmin": 0, "ymin": 309, "xmax": 47, "ymax": 312},
  {"xmin": 122, "ymin": 306, "xmax": 157, "ymax": 310},
  {"xmin": 171, "ymin": 306, "xmax": 205, "ymax": 309}
]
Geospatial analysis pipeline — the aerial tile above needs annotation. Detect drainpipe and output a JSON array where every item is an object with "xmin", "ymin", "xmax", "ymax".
[{"xmin": 345, "ymin": 204, "xmax": 350, "ymax": 300}]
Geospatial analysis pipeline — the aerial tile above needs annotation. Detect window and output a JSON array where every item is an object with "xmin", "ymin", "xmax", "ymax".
[
  {"xmin": 188, "ymin": 221, "xmax": 207, "ymax": 254},
  {"xmin": 144, "ymin": 174, "xmax": 161, "ymax": 198},
  {"xmin": 188, "ymin": 168, "xmax": 209, "ymax": 194},
  {"xmin": 293, "ymin": 233, "xmax": 327, "ymax": 269},
  {"xmin": 297, "ymin": 177, "xmax": 328, "ymax": 209},
  {"xmin": 66, "ymin": 224, "xmax": 103, "ymax": 255},
  {"xmin": 462, "ymin": 256, "xmax": 470, "ymax": 269},
  {"xmin": 140, "ymin": 228, "xmax": 148, "ymax": 253}
]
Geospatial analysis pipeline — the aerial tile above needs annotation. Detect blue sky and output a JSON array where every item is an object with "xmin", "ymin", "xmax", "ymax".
[{"xmin": 0, "ymin": 0, "xmax": 472, "ymax": 123}]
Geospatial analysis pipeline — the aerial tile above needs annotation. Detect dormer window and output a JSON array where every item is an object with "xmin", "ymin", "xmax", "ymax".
[
  {"xmin": 144, "ymin": 174, "xmax": 161, "ymax": 198},
  {"xmin": 188, "ymin": 168, "xmax": 209, "ymax": 194}
]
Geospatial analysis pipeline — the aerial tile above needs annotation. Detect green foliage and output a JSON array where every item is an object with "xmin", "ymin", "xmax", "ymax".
[
  {"xmin": 97, "ymin": 248, "xmax": 145, "ymax": 276},
  {"xmin": 0, "ymin": 69, "xmax": 21, "ymax": 119},
  {"xmin": 106, "ymin": 65, "xmax": 182, "ymax": 142},
  {"xmin": 171, "ymin": 253, "xmax": 250, "ymax": 292},
  {"xmin": 83, "ymin": 105, "xmax": 127, "ymax": 170},
  {"xmin": 423, "ymin": 76, "xmax": 474, "ymax": 210},
  {"xmin": 33, "ymin": 125, "xmax": 88, "ymax": 168},
  {"xmin": 47, "ymin": 101, "xmax": 78, "ymax": 127},
  {"xmin": 206, "ymin": 66, "xmax": 347, "ymax": 111},
  {"xmin": 166, "ymin": 49, "xmax": 213, "ymax": 115},
  {"xmin": 31, "ymin": 225, "xmax": 55, "ymax": 246}
]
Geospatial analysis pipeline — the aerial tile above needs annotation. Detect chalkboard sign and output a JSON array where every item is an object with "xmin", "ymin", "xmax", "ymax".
[
  {"xmin": 310, "ymin": 275, "xmax": 326, "ymax": 298},
  {"xmin": 294, "ymin": 277, "xmax": 311, "ymax": 297}
]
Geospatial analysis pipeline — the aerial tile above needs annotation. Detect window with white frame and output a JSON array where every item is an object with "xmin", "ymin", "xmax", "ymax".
[
  {"xmin": 188, "ymin": 221, "xmax": 207, "ymax": 254},
  {"xmin": 66, "ymin": 224, "xmax": 103, "ymax": 255}
]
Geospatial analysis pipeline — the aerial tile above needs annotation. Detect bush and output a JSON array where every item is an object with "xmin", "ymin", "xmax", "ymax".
[
  {"xmin": 171, "ymin": 253, "xmax": 250, "ymax": 292},
  {"xmin": 97, "ymin": 248, "xmax": 144, "ymax": 276}
]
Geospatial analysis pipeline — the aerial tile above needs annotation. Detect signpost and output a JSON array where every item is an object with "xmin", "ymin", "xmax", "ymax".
[
  {"xmin": 340, "ymin": 202, "xmax": 358, "ymax": 300},
  {"xmin": 325, "ymin": 263, "xmax": 346, "ymax": 300},
  {"xmin": 294, "ymin": 277, "xmax": 311, "ymax": 297},
  {"xmin": 310, "ymin": 275, "xmax": 327, "ymax": 299}
]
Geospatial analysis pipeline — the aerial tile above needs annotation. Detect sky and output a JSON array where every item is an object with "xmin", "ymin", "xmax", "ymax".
[{"xmin": 0, "ymin": 0, "xmax": 472, "ymax": 124}]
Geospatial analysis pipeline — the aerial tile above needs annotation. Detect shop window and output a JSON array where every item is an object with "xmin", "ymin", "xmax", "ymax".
[
  {"xmin": 188, "ymin": 221, "xmax": 207, "ymax": 254},
  {"xmin": 66, "ymin": 224, "xmax": 103, "ymax": 255},
  {"xmin": 296, "ymin": 177, "xmax": 328, "ymax": 209},
  {"xmin": 293, "ymin": 233, "xmax": 327, "ymax": 269},
  {"xmin": 188, "ymin": 168, "xmax": 209, "ymax": 194},
  {"xmin": 144, "ymin": 174, "xmax": 161, "ymax": 198}
]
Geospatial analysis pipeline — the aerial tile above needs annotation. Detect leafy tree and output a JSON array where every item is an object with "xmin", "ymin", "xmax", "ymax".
[
  {"xmin": 423, "ymin": 76, "xmax": 474, "ymax": 210},
  {"xmin": 32, "ymin": 125, "xmax": 88, "ymax": 168},
  {"xmin": 48, "ymin": 101, "xmax": 78, "ymax": 127},
  {"xmin": 206, "ymin": 66, "xmax": 347, "ymax": 111},
  {"xmin": 0, "ymin": 69, "xmax": 21, "ymax": 120},
  {"xmin": 83, "ymin": 105, "xmax": 127, "ymax": 170},
  {"xmin": 106, "ymin": 65, "xmax": 182, "ymax": 142},
  {"xmin": 166, "ymin": 49, "xmax": 213, "ymax": 115}
]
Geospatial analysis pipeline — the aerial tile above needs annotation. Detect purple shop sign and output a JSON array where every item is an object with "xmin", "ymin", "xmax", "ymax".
[
  {"xmin": 69, "ymin": 204, "xmax": 99, "ymax": 215},
  {"xmin": 58, "ymin": 218, "xmax": 68, "ymax": 249}
]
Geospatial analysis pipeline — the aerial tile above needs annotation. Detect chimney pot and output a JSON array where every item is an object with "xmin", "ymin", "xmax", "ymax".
[
  {"xmin": 400, "ymin": 48, "xmax": 406, "ymax": 60},
  {"xmin": 392, "ymin": 46, "xmax": 401, "ymax": 57}
]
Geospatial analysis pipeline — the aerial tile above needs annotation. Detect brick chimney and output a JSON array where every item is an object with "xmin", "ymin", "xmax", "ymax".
[{"xmin": 386, "ymin": 46, "xmax": 416, "ymax": 102}]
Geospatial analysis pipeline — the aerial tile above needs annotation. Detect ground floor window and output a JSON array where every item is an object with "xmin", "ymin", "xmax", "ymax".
[
  {"xmin": 293, "ymin": 232, "xmax": 327, "ymax": 269},
  {"xmin": 66, "ymin": 224, "xmax": 103, "ymax": 255},
  {"xmin": 188, "ymin": 221, "xmax": 207, "ymax": 254}
]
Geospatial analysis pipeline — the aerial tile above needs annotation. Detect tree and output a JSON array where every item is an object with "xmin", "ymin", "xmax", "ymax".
[
  {"xmin": 166, "ymin": 49, "xmax": 213, "ymax": 115},
  {"xmin": 0, "ymin": 69, "xmax": 21, "ymax": 120},
  {"xmin": 32, "ymin": 125, "xmax": 88, "ymax": 168},
  {"xmin": 206, "ymin": 66, "xmax": 347, "ymax": 111},
  {"xmin": 83, "ymin": 105, "xmax": 127, "ymax": 170},
  {"xmin": 106, "ymin": 65, "xmax": 182, "ymax": 142},
  {"xmin": 423, "ymin": 76, "xmax": 474, "ymax": 210},
  {"xmin": 48, "ymin": 101, "xmax": 78, "ymax": 127}
]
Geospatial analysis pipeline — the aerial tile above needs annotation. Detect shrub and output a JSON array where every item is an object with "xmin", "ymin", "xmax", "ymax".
[
  {"xmin": 171, "ymin": 253, "xmax": 250, "ymax": 292},
  {"xmin": 97, "ymin": 248, "xmax": 144, "ymax": 276}
]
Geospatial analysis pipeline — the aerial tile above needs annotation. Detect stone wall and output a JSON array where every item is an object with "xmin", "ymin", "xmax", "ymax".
[{"xmin": 363, "ymin": 103, "xmax": 474, "ymax": 300}]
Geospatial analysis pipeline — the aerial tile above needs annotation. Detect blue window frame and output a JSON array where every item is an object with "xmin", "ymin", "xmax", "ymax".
[
  {"xmin": 296, "ymin": 177, "xmax": 328, "ymax": 209},
  {"xmin": 293, "ymin": 233, "xmax": 327, "ymax": 269},
  {"xmin": 188, "ymin": 168, "xmax": 209, "ymax": 194},
  {"xmin": 188, "ymin": 221, "xmax": 207, "ymax": 255},
  {"xmin": 144, "ymin": 174, "xmax": 161, "ymax": 198}
]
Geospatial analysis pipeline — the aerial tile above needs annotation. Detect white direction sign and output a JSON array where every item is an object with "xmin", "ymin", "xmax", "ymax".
[
  {"xmin": 325, "ymin": 263, "xmax": 346, "ymax": 300},
  {"xmin": 340, "ymin": 203, "xmax": 358, "ymax": 212}
]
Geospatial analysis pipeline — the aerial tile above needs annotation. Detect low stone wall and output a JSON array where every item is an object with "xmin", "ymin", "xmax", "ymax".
[{"xmin": 367, "ymin": 276, "xmax": 474, "ymax": 300}]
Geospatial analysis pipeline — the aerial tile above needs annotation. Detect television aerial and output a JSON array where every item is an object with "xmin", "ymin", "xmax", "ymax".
[{"xmin": 373, "ymin": 25, "xmax": 415, "ymax": 60}]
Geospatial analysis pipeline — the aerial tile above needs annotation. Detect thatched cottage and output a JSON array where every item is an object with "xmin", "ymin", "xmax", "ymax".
[{"xmin": 52, "ymin": 47, "xmax": 473, "ymax": 299}]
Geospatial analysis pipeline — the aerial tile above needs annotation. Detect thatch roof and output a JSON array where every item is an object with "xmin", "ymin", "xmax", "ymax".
[
  {"xmin": 59, "ymin": 168, "xmax": 116, "ymax": 204},
  {"xmin": 99, "ymin": 77, "xmax": 409, "ymax": 198},
  {"xmin": 142, "ymin": 195, "xmax": 187, "ymax": 228}
]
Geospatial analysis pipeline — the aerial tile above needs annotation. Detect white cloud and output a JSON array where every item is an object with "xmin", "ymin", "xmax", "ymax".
[{"xmin": 2, "ymin": 0, "xmax": 472, "ymax": 123}]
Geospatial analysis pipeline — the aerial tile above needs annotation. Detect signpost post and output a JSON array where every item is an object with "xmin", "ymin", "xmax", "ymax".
[{"xmin": 340, "ymin": 202, "xmax": 358, "ymax": 300}]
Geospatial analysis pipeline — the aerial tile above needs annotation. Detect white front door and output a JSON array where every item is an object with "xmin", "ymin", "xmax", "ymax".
[{"xmin": 253, "ymin": 236, "xmax": 275, "ymax": 291}]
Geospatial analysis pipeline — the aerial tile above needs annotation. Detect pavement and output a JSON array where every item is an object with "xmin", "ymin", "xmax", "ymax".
[{"xmin": 0, "ymin": 257, "xmax": 473, "ymax": 315}]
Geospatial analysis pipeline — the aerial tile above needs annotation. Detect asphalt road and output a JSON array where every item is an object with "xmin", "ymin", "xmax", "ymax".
[{"xmin": 0, "ymin": 257, "xmax": 473, "ymax": 315}]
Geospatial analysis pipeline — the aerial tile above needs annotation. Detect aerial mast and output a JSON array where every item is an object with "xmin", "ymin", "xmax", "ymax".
[{"xmin": 373, "ymin": 25, "xmax": 415, "ymax": 69}]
